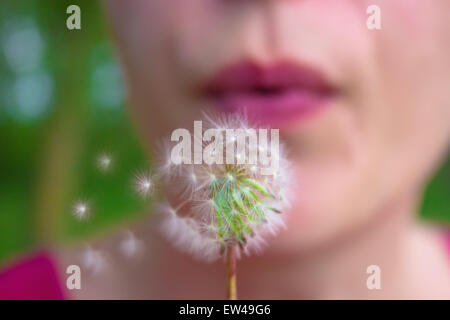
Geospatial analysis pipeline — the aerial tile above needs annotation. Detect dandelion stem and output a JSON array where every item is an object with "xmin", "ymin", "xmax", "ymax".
[{"xmin": 226, "ymin": 243, "xmax": 237, "ymax": 300}]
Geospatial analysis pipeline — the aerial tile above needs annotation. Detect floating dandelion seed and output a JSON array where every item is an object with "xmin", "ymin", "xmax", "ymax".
[
  {"xmin": 72, "ymin": 201, "xmax": 90, "ymax": 220},
  {"xmin": 97, "ymin": 153, "xmax": 112, "ymax": 171},
  {"xmin": 119, "ymin": 230, "xmax": 143, "ymax": 258},
  {"xmin": 134, "ymin": 171, "xmax": 154, "ymax": 198},
  {"xmin": 82, "ymin": 245, "xmax": 105, "ymax": 274}
]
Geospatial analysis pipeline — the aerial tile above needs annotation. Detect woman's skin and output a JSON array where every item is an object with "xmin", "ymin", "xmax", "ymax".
[{"xmin": 60, "ymin": 0, "xmax": 450, "ymax": 299}]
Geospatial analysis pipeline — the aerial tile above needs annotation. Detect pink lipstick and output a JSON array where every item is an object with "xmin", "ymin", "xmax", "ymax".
[{"xmin": 202, "ymin": 61, "xmax": 338, "ymax": 127}]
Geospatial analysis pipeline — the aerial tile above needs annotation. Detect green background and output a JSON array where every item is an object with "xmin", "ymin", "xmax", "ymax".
[{"xmin": 0, "ymin": 0, "xmax": 448, "ymax": 264}]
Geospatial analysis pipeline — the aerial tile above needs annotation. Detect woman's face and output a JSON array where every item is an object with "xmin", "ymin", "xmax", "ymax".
[{"xmin": 105, "ymin": 0, "xmax": 450, "ymax": 253}]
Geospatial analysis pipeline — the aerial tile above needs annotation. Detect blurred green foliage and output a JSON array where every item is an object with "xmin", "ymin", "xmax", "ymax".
[
  {"xmin": 0, "ymin": 0, "xmax": 448, "ymax": 264},
  {"xmin": 0, "ymin": 0, "xmax": 151, "ymax": 264}
]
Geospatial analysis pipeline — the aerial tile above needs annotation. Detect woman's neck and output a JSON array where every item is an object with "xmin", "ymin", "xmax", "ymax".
[
  {"xmin": 152, "ymin": 192, "xmax": 448, "ymax": 299},
  {"xmin": 234, "ymin": 194, "xmax": 412, "ymax": 299}
]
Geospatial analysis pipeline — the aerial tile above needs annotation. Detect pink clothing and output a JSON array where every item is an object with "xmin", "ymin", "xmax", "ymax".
[
  {"xmin": 0, "ymin": 251, "xmax": 65, "ymax": 300},
  {"xmin": 444, "ymin": 232, "xmax": 450, "ymax": 253}
]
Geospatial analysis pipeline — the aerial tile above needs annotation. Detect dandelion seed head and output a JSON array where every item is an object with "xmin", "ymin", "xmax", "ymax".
[{"xmin": 159, "ymin": 114, "xmax": 291, "ymax": 262}]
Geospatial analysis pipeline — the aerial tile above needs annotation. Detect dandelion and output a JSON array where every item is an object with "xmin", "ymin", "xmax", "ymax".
[
  {"xmin": 157, "ymin": 114, "xmax": 291, "ymax": 299},
  {"xmin": 72, "ymin": 200, "xmax": 90, "ymax": 220}
]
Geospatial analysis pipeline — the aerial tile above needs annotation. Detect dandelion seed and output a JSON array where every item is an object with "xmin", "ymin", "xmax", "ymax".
[
  {"xmin": 97, "ymin": 153, "xmax": 112, "ymax": 172},
  {"xmin": 72, "ymin": 201, "xmax": 90, "ymax": 220},
  {"xmin": 119, "ymin": 230, "xmax": 143, "ymax": 258},
  {"xmin": 82, "ymin": 246, "xmax": 105, "ymax": 274},
  {"xmin": 134, "ymin": 172, "xmax": 153, "ymax": 198}
]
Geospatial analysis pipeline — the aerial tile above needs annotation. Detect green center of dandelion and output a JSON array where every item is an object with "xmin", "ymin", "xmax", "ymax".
[{"xmin": 209, "ymin": 165, "xmax": 277, "ymax": 250}]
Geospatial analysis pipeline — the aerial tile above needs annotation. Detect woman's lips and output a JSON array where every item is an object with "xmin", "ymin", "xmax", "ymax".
[{"xmin": 202, "ymin": 61, "xmax": 338, "ymax": 127}]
